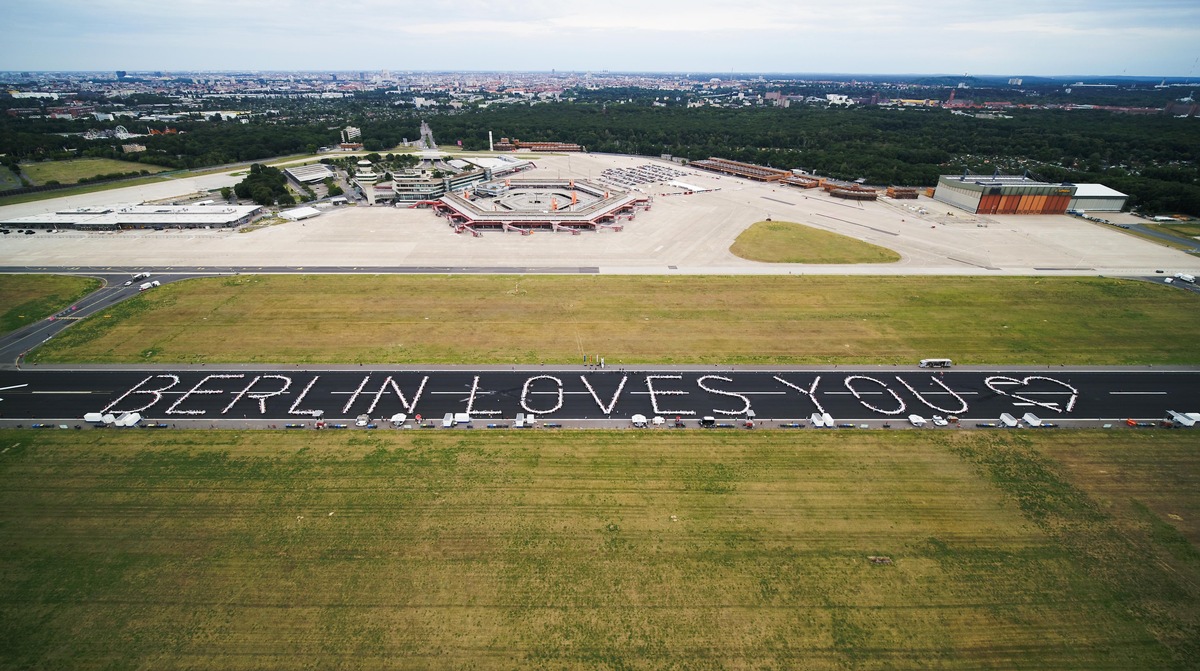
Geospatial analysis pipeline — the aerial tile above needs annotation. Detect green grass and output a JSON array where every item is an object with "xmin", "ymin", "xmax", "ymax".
[
  {"xmin": 0, "ymin": 153, "xmax": 314, "ymax": 208},
  {"xmin": 19, "ymin": 157, "xmax": 169, "ymax": 185},
  {"xmin": 1113, "ymin": 225, "xmax": 1200, "ymax": 254},
  {"xmin": 28, "ymin": 274, "xmax": 1200, "ymax": 365},
  {"xmin": 1148, "ymin": 222, "xmax": 1200, "ymax": 243},
  {"xmin": 0, "ymin": 165, "xmax": 23, "ymax": 191},
  {"xmin": 0, "ymin": 173, "xmax": 175, "ymax": 206},
  {"xmin": 0, "ymin": 429, "xmax": 1195, "ymax": 670},
  {"xmin": 0, "ymin": 274, "xmax": 101, "ymax": 334},
  {"xmin": 731, "ymin": 220, "xmax": 902, "ymax": 263}
]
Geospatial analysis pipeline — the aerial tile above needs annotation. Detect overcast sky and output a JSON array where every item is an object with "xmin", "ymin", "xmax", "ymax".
[{"xmin": 2, "ymin": 0, "xmax": 1198, "ymax": 76}]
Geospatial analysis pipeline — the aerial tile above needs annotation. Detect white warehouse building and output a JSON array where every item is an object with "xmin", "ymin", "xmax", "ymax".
[
  {"xmin": 1, "ymin": 204, "xmax": 263, "ymax": 230},
  {"xmin": 1067, "ymin": 183, "xmax": 1128, "ymax": 212}
]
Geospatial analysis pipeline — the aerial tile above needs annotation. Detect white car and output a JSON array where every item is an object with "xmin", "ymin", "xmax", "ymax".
[
  {"xmin": 932, "ymin": 415, "xmax": 949, "ymax": 427},
  {"xmin": 354, "ymin": 414, "xmax": 370, "ymax": 427}
]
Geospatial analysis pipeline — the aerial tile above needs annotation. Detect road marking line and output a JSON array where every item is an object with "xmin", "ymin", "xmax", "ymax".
[{"xmin": 31, "ymin": 391, "xmax": 92, "ymax": 395}]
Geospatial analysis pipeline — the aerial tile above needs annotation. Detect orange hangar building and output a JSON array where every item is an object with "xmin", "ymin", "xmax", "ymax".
[{"xmin": 933, "ymin": 173, "xmax": 1076, "ymax": 215}]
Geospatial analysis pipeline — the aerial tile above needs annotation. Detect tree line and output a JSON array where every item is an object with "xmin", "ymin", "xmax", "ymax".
[{"xmin": 3, "ymin": 101, "xmax": 1198, "ymax": 214}]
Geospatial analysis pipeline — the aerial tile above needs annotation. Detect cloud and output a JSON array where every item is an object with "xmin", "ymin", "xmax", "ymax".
[{"xmin": 0, "ymin": 0, "xmax": 1197, "ymax": 74}]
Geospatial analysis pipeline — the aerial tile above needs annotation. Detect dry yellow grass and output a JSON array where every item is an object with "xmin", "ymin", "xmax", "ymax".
[
  {"xmin": 30, "ymin": 274, "xmax": 1200, "ymax": 365},
  {"xmin": 0, "ymin": 274, "xmax": 100, "ymax": 334},
  {"xmin": 1, "ymin": 429, "xmax": 1194, "ymax": 669},
  {"xmin": 731, "ymin": 220, "xmax": 901, "ymax": 263}
]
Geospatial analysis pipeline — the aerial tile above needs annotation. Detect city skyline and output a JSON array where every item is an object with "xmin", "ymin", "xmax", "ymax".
[{"xmin": 1, "ymin": 0, "xmax": 1198, "ymax": 77}]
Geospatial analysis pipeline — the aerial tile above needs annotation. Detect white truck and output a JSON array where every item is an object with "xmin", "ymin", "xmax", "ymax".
[
  {"xmin": 138, "ymin": 280, "xmax": 161, "ymax": 291},
  {"xmin": 1174, "ymin": 273, "xmax": 1195, "ymax": 283}
]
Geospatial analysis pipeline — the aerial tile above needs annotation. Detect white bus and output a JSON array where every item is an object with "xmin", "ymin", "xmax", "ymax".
[{"xmin": 919, "ymin": 358, "xmax": 953, "ymax": 368}]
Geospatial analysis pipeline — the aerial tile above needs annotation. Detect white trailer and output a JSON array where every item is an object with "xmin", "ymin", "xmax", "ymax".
[
  {"xmin": 907, "ymin": 414, "xmax": 927, "ymax": 427},
  {"xmin": 1022, "ymin": 413, "xmax": 1043, "ymax": 427},
  {"xmin": 999, "ymin": 413, "xmax": 1020, "ymax": 428},
  {"xmin": 1166, "ymin": 410, "xmax": 1196, "ymax": 427},
  {"xmin": 810, "ymin": 412, "xmax": 825, "ymax": 428}
]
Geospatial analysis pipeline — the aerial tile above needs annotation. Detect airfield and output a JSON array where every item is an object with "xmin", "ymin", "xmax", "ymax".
[
  {"xmin": 2, "ymin": 152, "xmax": 1198, "ymax": 276},
  {"xmin": 3, "ymin": 154, "xmax": 1200, "ymax": 671}
]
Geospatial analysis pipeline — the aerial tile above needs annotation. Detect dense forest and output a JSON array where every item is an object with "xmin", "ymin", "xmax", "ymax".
[
  {"xmin": 378, "ymin": 105, "xmax": 1200, "ymax": 214},
  {"xmin": 3, "ymin": 101, "xmax": 1198, "ymax": 214},
  {"xmin": 233, "ymin": 163, "xmax": 294, "ymax": 206}
]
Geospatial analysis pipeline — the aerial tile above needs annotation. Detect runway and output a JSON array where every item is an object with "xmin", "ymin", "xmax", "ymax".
[{"xmin": 1, "ymin": 368, "xmax": 1196, "ymax": 427}]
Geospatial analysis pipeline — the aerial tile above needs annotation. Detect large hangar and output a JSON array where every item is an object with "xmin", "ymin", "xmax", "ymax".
[{"xmin": 933, "ymin": 174, "xmax": 1076, "ymax": 215}]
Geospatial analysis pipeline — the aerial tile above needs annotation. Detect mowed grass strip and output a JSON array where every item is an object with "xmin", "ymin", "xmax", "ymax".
[
  {"xmin": 1148, "ymin": 222, "xmax": 1200, "ymax": 241},
  {"xmin": 18, "ymin": 157, "xmax": 169, "ymax": 185},
  {"xmin": 0, "ymin": 274, "xmax": 101, "ymax": 334},
  {"xmin": 0, "ymin": 429, "xmax": 1194, "ymax": 670},
  {"xmin": 29, "ymin": 274, "xmax": 1200, "ymax": 365},
  {"xmin": 731, "ymin": 220, "xmax": 901, "ymax": 264}
]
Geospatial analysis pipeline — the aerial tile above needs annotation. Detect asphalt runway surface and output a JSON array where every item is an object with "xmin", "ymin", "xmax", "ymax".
[{"xmin": 1, "ymin": 368, "xmax": 1196, "ymax": 427}]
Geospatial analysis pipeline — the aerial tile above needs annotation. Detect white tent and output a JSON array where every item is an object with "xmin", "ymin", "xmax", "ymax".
[{"xmin": 280, "ymin": 206, "xmax": 321, "ymax": 221}]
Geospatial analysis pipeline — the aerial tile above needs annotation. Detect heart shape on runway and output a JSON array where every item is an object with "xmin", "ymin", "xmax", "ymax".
[{"xmin": 984, "ymin": 375, "xmax": 1078, "ymax": 414}]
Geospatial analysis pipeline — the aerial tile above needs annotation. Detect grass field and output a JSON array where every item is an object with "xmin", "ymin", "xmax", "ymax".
[
  {"xmin": 0, "ymin": 274, "xmax": 101, "ymax": 334},
  {"xmin": 19, "ymin": 157, "xmax": 170, "ymax": 185},
  {"xmin": 1149, "ymin": 222, "xmax": 1200, "ymax": 242},
  {"xmin": 0, "ymin": 429, "xmax": 1196, "ymax": 670},
  {"xmin": 730, "ymin": 220, "xmax": 901, "ymax": 264},
  {"xmin": 0, "ymin": 165, "xmax": 23, "ymax": 191},
  {"xmin": 29, "ymin": 274, "xmax": 1200, "ymax": 365}
]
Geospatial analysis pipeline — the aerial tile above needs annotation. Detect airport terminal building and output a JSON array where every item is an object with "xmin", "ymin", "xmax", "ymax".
[{"xmin": 1, "ymin": 204, "xmax": 264, "ymax": 230}]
